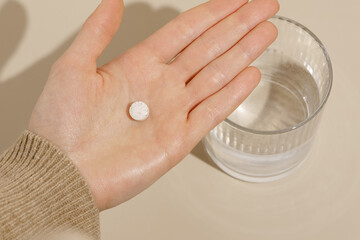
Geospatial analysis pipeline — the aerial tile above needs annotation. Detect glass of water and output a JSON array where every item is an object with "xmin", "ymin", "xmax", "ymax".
[{"xmin": 203, "ymin": 16, "xmax": 333, "ymax": 182}]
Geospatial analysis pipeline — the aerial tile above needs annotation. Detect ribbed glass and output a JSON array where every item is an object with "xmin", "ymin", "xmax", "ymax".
[{"xmin": 203, "ymin": 16, "xmax": 333, "ymax": 182}]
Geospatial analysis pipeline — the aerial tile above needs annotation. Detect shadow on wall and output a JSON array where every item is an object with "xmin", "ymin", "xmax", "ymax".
[{"xmin": 0, "ymin": 1, "xmax": 179, "ymax": 152}]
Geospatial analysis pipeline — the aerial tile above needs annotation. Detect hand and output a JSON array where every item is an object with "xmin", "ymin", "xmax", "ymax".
[{"xmin": 29, "ymin": 0, "xmax": 279, "ymax": 210}]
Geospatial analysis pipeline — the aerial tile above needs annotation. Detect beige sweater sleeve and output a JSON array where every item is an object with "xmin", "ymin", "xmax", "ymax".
[{"xmin": 0, "ymin": 131, "xmax": 100, "ymax": 240}]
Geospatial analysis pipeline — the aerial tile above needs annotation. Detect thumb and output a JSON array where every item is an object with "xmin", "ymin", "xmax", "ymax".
[{"xmin": 66, "ymin": 0, "xmax": 124, "ymax": 64}]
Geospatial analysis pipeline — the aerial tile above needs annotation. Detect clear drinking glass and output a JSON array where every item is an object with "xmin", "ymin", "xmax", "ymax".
[{"xmin": 203, "ymin": 16, "xmax": 333, "ymax": 182}]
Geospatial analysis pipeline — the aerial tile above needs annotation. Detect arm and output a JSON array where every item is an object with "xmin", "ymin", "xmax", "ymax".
[{"xmin": 0, "ymin": 131, "xmax": 99, "ymax": 240}]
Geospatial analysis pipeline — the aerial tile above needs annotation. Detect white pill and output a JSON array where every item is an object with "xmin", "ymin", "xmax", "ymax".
[{"xmin": 129, "ymin": 101, "xmax": 150, "ymax": 121}]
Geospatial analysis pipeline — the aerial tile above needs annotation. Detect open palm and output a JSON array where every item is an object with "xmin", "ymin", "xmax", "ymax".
[{"xmin": 29, "ymin": 0, "xmax": 279, "ymax": 210}]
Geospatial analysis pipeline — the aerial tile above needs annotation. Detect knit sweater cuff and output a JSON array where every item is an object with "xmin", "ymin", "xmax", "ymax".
[{"xmin": 0, "ymin": 130, "xmax": 100, "ymax": 240}]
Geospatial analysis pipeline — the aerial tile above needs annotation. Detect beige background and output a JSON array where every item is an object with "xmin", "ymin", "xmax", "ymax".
[{"xmin": 1, "ymin": 0, "xmax": 359, "ymax": 239}]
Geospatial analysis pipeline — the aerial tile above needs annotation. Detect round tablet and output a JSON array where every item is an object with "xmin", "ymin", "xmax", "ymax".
[{"xmin": 129, "ymin": 101, "xmax": 150, "ymax": 121}]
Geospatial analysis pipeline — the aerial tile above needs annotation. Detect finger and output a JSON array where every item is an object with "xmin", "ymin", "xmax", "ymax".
[
  {"xmin": 140, "ymin": 0, "xmax": 248, "ymax": 63},
  {"xmin": 186, "ymin": 21, "xmax": 277, "ymax": 111},
  {"xmin": 171, "ymin": 0, "xmax": 279, "ymax": 82},
  {"xmin": 186, "ymin": 66, "xmax": 261, "ymax": 145},
  {"xmin": 65, "ymin": 0, "xmax": 124, "ymax": 65}
]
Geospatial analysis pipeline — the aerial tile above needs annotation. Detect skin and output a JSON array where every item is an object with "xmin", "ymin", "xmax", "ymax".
[{"xmin": 29, "ymin": 0, "xmax": 279, "ymax": 211}]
